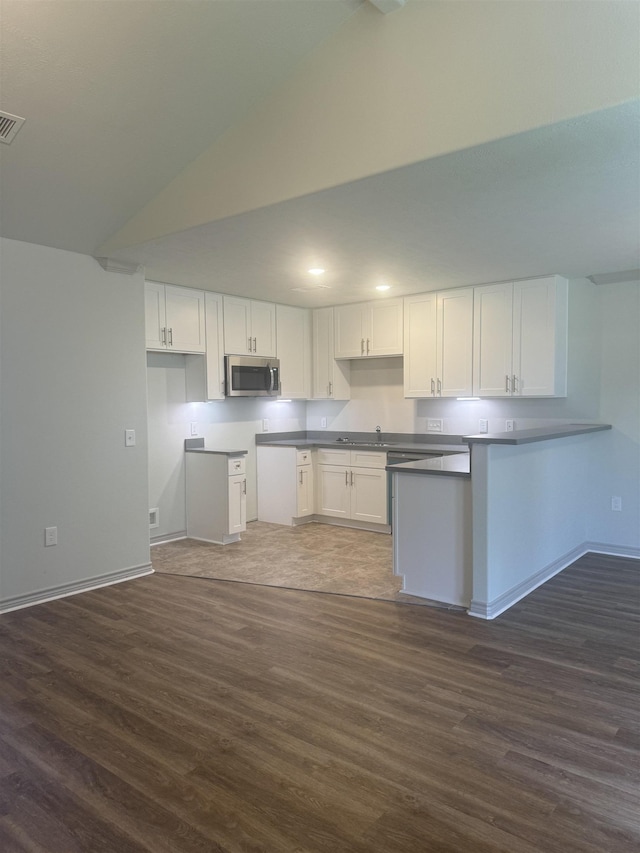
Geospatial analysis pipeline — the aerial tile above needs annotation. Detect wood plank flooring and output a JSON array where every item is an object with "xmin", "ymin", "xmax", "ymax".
[{"xmin": 0, "ymin": 552, "xmax": 638, "ymax": 852}]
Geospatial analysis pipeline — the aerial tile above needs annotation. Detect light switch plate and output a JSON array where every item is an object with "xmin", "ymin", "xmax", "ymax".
[
  {"xmin": 479, "ymin": 419, "xmax": 488, "ymax": 433},
  {"xmin": 190, "ymin": 422, "xmax": 198, "ymax": 436},
  {"xmin": 505, "ymin": 420, "xmax": 515, "ymax": 432},
  {"xmin": 320, "ymin": 417, "xmax": 327, "ymax": 429},
  {"xmin": 262, "ymin": 418, "xmax": 269, "ymax": 432},
  {"xmin": 125, "ymin": 429, "xmax": 136, "ymax": 446},
  {"xmin": 427, "ymin": 418, "xmax": 443, "ymax": 432}
]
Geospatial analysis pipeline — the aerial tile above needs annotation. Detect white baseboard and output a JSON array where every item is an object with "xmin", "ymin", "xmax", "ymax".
[
  {"xmin": 468, "ymin": 542, "xmax": 640, "ymax": 620},
  {"xmin": 582, "ymin": 542, "xmax": 640, "ymax": 560},
  {"xmin": 0, "ymin": 563, "xmax": 154, "ymax": 614},
  {"xmin": 150, "ymin": 530, "xmax": 187, "ymax": 546}
]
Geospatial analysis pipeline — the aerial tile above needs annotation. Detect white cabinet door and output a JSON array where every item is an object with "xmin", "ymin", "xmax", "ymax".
[
  {"xmin": 367, "ymin": 299, "xmax": 403, "ymax": 356},
  {"xmin": 316, "ymin": 464, "xmax": 350, "ymax": 518},
  {"xmin": 228, "ymin": 473, "xmax": 247, "ymax": 535},
  {"xmin": 312, "ymin": 308, "xmax": 350, "ymax": 400},
  {"xmin": 223, "ymin": 296, "xmax": 252, "ymax": 354},
  {"xmin": 334, "ymin": 303, "xmax": 366, "ymax": 358},
  {"xmin": 296, "ymin": 465, "xmax": 314, "ymax": 517},
  {"xmin": 334, "ymin": 299, "xmax": 403, "ymax": 358},
  {"xmin": 513, "ymin": 276, "xmax": 567, "ymax": 397},
  {"xmin": 403, "ymin": 293, "xmax": 438, "ymax": 398},
  {"xmin": 350, "ymin": 467, "xmax": 387, "ymax": 524},
  {"xmin": 473, "ymin": 282, "xmax": 514, "ymax": 397},
  {"xmin": 145, "ymin": 282, "xmax": 205, "ymax": 353},
  {"xmin": 164, "ymin": 286, "xmax": 206, "ymax": 353},
  {"xmin": 437, "ymin": 288, "xmax": 474, "ymax": 397},
  {"xmin": 145, "ymin": 282, "xmax": 167, "ymax": 349},
  {"xmin": 277, "ymin": 305, "xmax": 311, "ymax": 399},
  {"xmin": 185, "ymin": 292, "xmax": 225, "ymax": 402},
  {"xmin": 250, "ymin": 300, "xmax": 276, "ymax": 357}
]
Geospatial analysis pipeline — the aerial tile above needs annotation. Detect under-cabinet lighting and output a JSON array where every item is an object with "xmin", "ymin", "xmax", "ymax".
[
  {"xmin": 456, "ymin": 397, "xmax": 480, "ymax": 401},
  {"xmin": 276, "ymin": 399, "xmax": 292, "ymax": 403}
]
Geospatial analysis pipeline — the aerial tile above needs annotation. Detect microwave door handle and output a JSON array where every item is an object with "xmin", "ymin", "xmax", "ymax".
[{"xmin": 268, "ymin": 366, "xmax": 274, "ymax": 393}]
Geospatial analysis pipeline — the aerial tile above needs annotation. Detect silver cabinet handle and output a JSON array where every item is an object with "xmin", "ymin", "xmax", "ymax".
[
  {"xmin": 512, "ymin": 374, "xmax": 518, "ymax": 393},
  {"xmin": 366, "ymin": 338, "xmax": 370, "ymax": 355},
  {"xmin": 299, "ymin": 470, "xmax": 303, "ymax": 485},
  {"xmin": 437, "ymin": 378, "xmax": 442, "ymax": 396},
  {"xmin": 161, "ymin": 327, "xmax": 166, "ymax": 345},
  {"xmin": 506, "ymin": 374, "xmax": 510, "ymax": 393},
  {"xmin": 328, "ymin": 381, "xmax": 333, "ymax": 397},
  {"xmin": 253, "ymin": 337, "xmax": 257, "ymax": 353},
  {"xmin": 361, "ymin": 338, "xmax": 365, "ymax": 355},
  {"xmin": 243, "ymin": 479, "xmax": 247, "ymax": 495},
  {"xmin": 345, "ymin": 470, "xmax": 349, "ymax": 486},
  {"xmin": 431, "ymin": 378, "xmax": 435, "ymax": 396},
  {"xmin": 350, "ymin": 470, "xmax": 354, "ymax": 487},
  {"xmin": 168, "ymin": 327, "xmax": 173, "ymax": 346},
  {"xmin": 248, "ymin": 336, "xmax": 252, "ymax": 352}
]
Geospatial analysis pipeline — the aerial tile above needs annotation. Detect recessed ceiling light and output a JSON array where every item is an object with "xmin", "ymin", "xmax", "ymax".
[
  {"xmin": 376, "ymin": 284, "xmax": 391, "ymax": 291},
  {"xmin": 308, "ymin": 268, "xmax": 325, "ymax": 275}
]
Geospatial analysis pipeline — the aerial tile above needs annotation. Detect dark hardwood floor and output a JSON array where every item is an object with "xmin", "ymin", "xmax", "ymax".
[{"xmin": 0, "ymin": 552, "xmax": 638, "ymax": 852}]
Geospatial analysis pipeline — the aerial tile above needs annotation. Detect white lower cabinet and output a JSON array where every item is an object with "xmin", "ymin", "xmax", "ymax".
[
  {"xmin": 186, "ymin": 452, "xmax": 247, "ymax": 544},
  {"xmin": 257, "ymin": 447, "xmax": 314, "ymax": 525},
  {"xmin": 316, "ymin": 448, "xmax": 388, "ymax": 526}
]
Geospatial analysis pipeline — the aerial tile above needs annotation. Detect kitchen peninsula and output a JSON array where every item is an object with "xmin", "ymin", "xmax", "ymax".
[{"xmin": 258, "ymin": 424, "xmax": 611, "ymax": 619}]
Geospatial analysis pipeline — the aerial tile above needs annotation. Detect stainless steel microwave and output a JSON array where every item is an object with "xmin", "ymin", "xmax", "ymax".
[{"xmin": 224, "ymin": 355, "xmax": 280, "ymax": 397}]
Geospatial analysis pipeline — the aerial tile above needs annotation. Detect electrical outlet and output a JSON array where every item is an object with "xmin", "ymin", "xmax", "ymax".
[
  {"xmin": 478, "ymin": 419, "xmax": 488, "ymax": 434},
  {"xmin": 262, "ymin": 418, "xmax": 269, "ymax": 432},
  {"xmin": 45, "ymin": 526, "xmax": 57, "ymax": 547},
  {"xmin": 611, "ymin": 496, "xmax": 622, "ymax": 512},
  {"xmin": 320, "ymin": 417, "xmax": 327, "ymax": 429},
  {"xmin": 125, "ymin": 428, "xmax": 136, "ymax": 447},
  {"xmin": 505, "ymin": 419, "xmax": 515, "ymax": 432},
  {"xmin": 427, "ymin": 418, "xmax": 443, "ymax": 432},
  {"xmin": 190, "ymin": 422, "xmax": 198, "ymax": 436}
]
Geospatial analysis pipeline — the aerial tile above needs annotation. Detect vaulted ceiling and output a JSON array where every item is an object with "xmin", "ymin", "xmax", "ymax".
[{"xmin": 1, "ymin": 0, "xmax": 638, "ymax": 306}]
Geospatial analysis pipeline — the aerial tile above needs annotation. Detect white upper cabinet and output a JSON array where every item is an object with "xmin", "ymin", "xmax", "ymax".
[
  {"xmin": 403, "ymin": 289, "xmax": 473, "ymax": 398},
  {"xmin": 276, "ymin": 304, "xmax": 311, "ymax": 399},
  {"xmin": 312, "ymin": 307, "xmax": 350, "ymax": 400},
  {"xmin": 145, "ymin": 282, "xmax": 205, "ymax": 353},
  {"xmin": 334, "ymin": 298, "xmax": 403, "ymax": 358},
  {"xmin": 185, "ymin": 292, "xmax": 225, "ymax": 402},
  {"xmin": 473, "ymin": 276, "xmax": 568, "ymax": 397},
  {"xmin": 223, "ymin": 296, "xmax": 276, "ymax": 357}
]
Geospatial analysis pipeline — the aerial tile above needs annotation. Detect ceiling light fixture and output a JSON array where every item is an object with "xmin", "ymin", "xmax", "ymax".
[
  {"xmin": 308, "ymin": 268, "xmax": 325, "ymax": 275},
  {"xmin": 376, "ymin": 284, "xmax": 391, "ymax": 291}
]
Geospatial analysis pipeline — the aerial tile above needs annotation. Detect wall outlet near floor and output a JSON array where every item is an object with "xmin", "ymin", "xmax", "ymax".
[
  {"xmin": 478, "ymin": 419, "xmax": 488, "ymax": 434},
  {"xmin": 505, "ymin": 419, "xmax": 515, "ymax": 432},
  {"xmin": 611, "ymin": 496, "xmax": 622, "ymax": 512},
  {"xmin": 44, "ymin": 526, "xmax": 57, "ymax": 547},
  {"xmin": 320, "ymin": 417, "xmax": 327, "ymax": 429},
  {"xmin": 427, "ymin": 418, "xmax": 443, "ymax": 432},
  {"xmin": 262, "ymin": 418, "xmax": 269, "ymax": 432}
]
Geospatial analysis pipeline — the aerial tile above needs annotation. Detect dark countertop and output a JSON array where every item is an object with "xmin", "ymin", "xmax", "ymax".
[
  {"xmin": 463, "ymin": 423, "xmax": 611, "ymax": 445},
  {"xmin": 256, "ymin": 431, "xmax": 466, "ymax": 455},
  {"xmin": 386, "ymin": 453, "xmax": 471, "ymax": 478},
  {"xmin": 184, "ymin": 438, "xmax": 247, "ymax": 456}
]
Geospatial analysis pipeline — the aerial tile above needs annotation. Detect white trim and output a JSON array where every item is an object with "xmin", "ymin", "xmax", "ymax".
[
  {"xmin": 468, "ymin": 543, "xmax": 640, "ymax": 620},
  {"xmin": 0, "ymin": 563, "xmax": 153, "ymax": 614},
  {"xmin": 150, "ymin": 531, "xmax": 187, "ymax": 546},
  {"xmin": 582, "ymin": 542, "xmax": 640, "ymax": 560}
]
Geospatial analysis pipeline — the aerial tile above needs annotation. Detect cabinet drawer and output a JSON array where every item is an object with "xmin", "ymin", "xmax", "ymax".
[
  {"xmin": 316, "ymin": 448, "xmax": 350, "ymax": 466},
  {"xmin": 228, "ymin": 456, "xmax": 246, "ymax": 475},
  {"xmin": 350, "ymin": 450, "xmax": 387, "ymax": 469},
  {"xmin": 296, "ymin": 449, "xmax": 312, "ymax": 466}
]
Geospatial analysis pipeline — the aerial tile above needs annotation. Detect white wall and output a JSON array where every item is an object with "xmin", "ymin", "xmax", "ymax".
[
  {"xmin": 0, "ymin": 239, "xmax": 151, "ymax": 609},
  {"xmin": 589, "ymin": 281, "xmax": 640, "ymax": 551}
]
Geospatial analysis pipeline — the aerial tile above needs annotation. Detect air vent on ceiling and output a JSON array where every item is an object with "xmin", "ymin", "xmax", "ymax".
[{"xmin": 0, "ymin": 111, "xmax": 25, "ymax": 145}]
